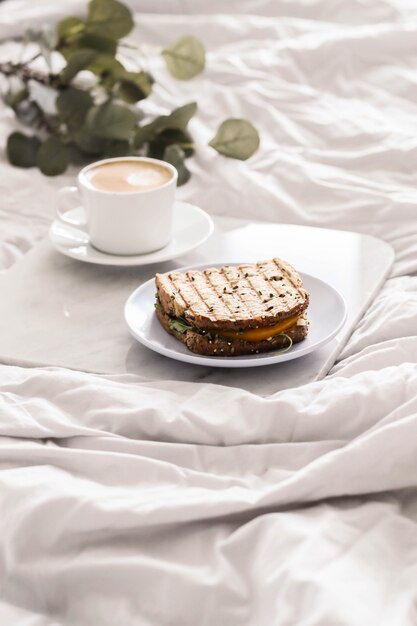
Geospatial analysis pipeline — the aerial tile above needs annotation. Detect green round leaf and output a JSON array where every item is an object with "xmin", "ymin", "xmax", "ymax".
[
  {"xmin": 57, "ymin": 87, "xmax": 93, "ymax": 128},
  {"xmin": 60, "ymin": 33, "xmax": 117, "ymax": 60},
  {"xmin": 163, "ymin": 145, "xmax": 190, "ymax": 186},
  {"xmin": 59, "ymin": 49, "xmax": 97, "ymax": 85},
  {"xmin": 208, "ymin": 119, "xmax": 260, "ymax": 160},
  {"xmin": 148, "ymin": 128, "xmax": 194, "ymax": 160},
  {"xmin": 67, "ymin": 143, "xmax": 92, "ymax": 165},
  {"xmin": 162, "ymin": 102, "xmax": 197, "ymax": 130},
  {"xmin": 162, "ymin": 36, "xmax": 205, "ymax": 80},
  {"xmin": 7, "ymin": 132, "xmax": 41, "ymax": 168},
  {"xmin": 72, "ymin": 129, "xmax": 106, "ymax": 155},
  {"xmin": 133, "ymin": 102, "xmax": 197, "ymax": 150},
  {"xmin": 105, "ymin": 139, "xmax": 130, "ymax": 157},
  {"xmin": 134, "ymin": 123, "xmax": 155, "ymax": 149},
  {"xmin": 87, "ymin": 54, "xmax": 125, "ymax": 91},
  {"xmin": 88, "ymin": 53, "xmax": 124, "ymax": 77},
  {"xmin": 115, "ymin": 71, "xmax": 153, "ymax": 103},
  {"xmin": 57, "ymin": 16, "xmax": 85, "ymax": 41},
  {"xmin": 85, "ymin": 101, "xmax": 137, "ymax": 140},
  {"xmin": 79, "ymin": 32, "xmax": 117, "ymax": 55},
  {"xmin": 86, "ymin": 0, "xmax": 134, "ymax": 39},
  {"xmin": 115, "ymin": 81, "xmax": 144, "ymax": 104},
  {"xmin": 36, "ymin": 137, "xmax": 69, "ymax": 176},
  {"xmin": 162, "ymin": 128, "xmax": 194, "ymax": 156}
]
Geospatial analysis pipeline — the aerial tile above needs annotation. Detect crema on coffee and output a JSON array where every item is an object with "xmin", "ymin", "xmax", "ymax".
[{"xmin": 86, "ymin": 160, "xmax": 173, "ymax": 193}]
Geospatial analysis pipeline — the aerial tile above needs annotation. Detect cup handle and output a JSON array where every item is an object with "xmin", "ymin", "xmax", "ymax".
[{"xmin": 56, "ymin": 186, "xmax": 87, "ymax": 231}]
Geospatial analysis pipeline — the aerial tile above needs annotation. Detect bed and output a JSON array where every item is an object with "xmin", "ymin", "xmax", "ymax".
[{"xmin": 1, "ymin": 1, "xmax": 417, "ymax": 624}]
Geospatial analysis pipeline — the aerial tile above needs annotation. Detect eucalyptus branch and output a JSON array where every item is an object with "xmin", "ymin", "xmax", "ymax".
[
  {"xmin": 0, "ymin": 61, "xmax": 49, "ymax": 85},
  {"xmin": 23, "ymin": 52, "xmax": 43, "ymax": 66},
  {"xmin": 2, "ymin": 0, "xmax": 259, "ymax": 180},
  {"xmin": 119, "ymin": 40, "xmax": 141, "ymax": 51}
]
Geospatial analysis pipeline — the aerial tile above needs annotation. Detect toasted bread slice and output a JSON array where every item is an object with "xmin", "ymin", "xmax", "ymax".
[
  {"xmin": 155, "ymin": 258, "xmax": 309, "ymax": 332},
  {"xmin": 156, "ymin": 305, "xmax": 308, "ymax": 356}
]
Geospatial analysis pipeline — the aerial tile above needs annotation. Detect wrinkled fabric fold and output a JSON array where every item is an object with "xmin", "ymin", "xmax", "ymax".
[{"xmin": 1, "ymin": 0, "xmax": 417, "ymax": 624}]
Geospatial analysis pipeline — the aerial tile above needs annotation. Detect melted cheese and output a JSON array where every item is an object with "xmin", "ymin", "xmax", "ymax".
[{"xmin": 219, "ymin": 314, "xmax": 301, "ymax": 342}]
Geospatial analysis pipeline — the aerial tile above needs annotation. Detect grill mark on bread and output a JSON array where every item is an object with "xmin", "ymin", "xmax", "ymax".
[
  {"xmin": 200, "ymin": 270, "xmax": 234, "ymax": 319},
  {"xmin": 240, "ymin": 263, "xmax": 285, "ymax": 317},
  {"xmin": 222, "ymin": 265, "xmax": 266, "ymax": 320},
  {"xmin": 257, "ymin": 260, "xmax": 298, "ymax": 314},
  {"xmin": 259, "ymin": 259, "xmax": 308, "ymax": 316},
  {"xmin": 242, "ymin": 268, "xmax": 273, "ymax": 319},
  {"xmin": 156, "ymin": 272, "xmax": 187, "ymax": 317},
  {"xmin": 182, "ymin": 271, "xmax": 212, "ymax": 320},
  {"xmin": 187, "ymin": 269, "xmax": 232, "ymax": 321},
  {"xmin": 203, "ymin": 269, "xmax": 240, "ymax": 321},
  {"xmin": 169, "ymin": 271, "xmax": 211, "ymax": 319},
  {"xmin": 257, "ymin": 260, "xmax": 285, "ymax": 296},
  {"xmin": 273, "ymin": 258, "xmax": 302, "ymax": 289},
  {"xmin": 219, "ymin": 266, "xmax": 252, "ymax": 319},
  {"xmin": 156, "ymin": 258, "xmax": 309, "ymax": 331},
  {"xmin": 183, "ymin": 271, "xmax": 213, "ymax": 315}
]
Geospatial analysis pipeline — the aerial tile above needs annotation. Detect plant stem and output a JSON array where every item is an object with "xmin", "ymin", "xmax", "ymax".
[
  {"xmin": 0, "ymin": 60, "xmax": 49, "ymax": 85},
  {"xmin": 119, "ymin": 41, "xmax": 141, "ymax": 51},
  {"xmin": 23, "ymin": 52, "xmax": 42, "ymax": 66}
]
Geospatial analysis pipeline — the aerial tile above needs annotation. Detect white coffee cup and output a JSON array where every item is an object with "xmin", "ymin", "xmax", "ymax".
[{"xmin": 56, "ymin": 157, "xmax": 178, "ymax": 256}]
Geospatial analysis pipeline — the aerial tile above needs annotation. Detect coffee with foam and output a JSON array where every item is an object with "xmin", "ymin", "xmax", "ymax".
[
  {"xmin": 57, "ymin": 157, "xmax": 177, "ymax": 255},
  {"xmin": 87, "ymin": 160, "xmax": 173, "ymax": 193}
]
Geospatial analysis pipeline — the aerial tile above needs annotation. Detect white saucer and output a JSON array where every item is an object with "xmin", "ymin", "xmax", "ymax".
[
  {"xmin": 124, "ymin": 262, "xmax": 347, "ymax": 368},
  {"xmin": 49, "ymin": 201, "xmax": 214, "ymax": 266}
]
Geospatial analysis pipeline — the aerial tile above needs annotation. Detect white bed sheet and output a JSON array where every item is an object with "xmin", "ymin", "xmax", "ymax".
[{"xmin": 0, "ymin": 1, "xmax": 416, "ymax": 624}]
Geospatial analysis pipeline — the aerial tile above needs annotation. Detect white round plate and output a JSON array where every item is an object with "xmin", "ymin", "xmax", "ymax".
[
  {"xmin": 124, "ymin": 262, "xmax": 347, "ymax": 368},
  {"xmin": 48, "ymin": 201, "xmax": 214, "ymax": 266}
]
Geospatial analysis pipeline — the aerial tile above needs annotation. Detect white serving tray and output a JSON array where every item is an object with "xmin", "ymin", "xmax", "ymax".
[{"xmin": 0, "ymin": 218, "xmax": 394, "ymax": 395}]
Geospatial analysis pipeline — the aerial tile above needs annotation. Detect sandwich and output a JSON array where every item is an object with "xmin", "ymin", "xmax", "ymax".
[{"xmin": 154, "ymin": 258, "xmax": 309, "ymax": 357}]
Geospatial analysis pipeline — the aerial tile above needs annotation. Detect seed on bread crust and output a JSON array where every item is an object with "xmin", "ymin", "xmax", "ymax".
[{"xmin": 155, "ymin": 305, "xmax": 308, "ymax": 357}]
